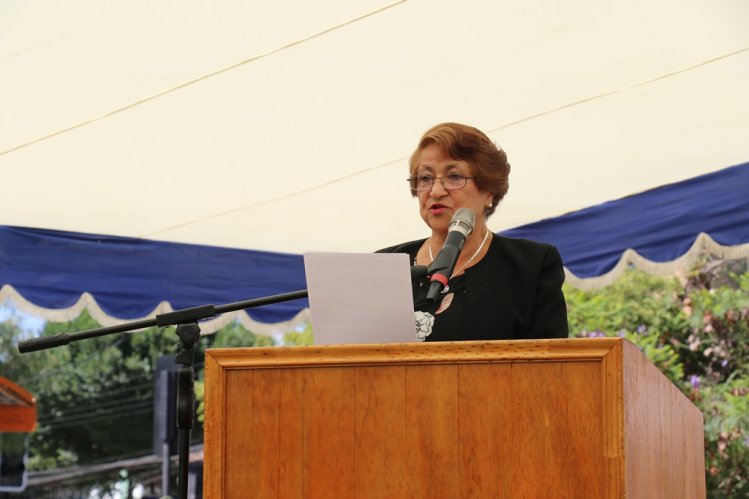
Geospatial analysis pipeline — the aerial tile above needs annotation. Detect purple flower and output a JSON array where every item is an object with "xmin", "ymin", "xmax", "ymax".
[
  {"xmin": 689, "ymin": 374, "xmax": 701, "ymax": 389},
  {"xmin": 637, "ymin": 324, "xmax": 647, "ymax": 334}
]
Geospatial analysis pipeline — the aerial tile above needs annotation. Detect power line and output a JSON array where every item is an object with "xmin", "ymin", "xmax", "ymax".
[
  {"xmin": 35, "ymin": 380, "xmax": 154, "ymax": 405},
  {"xmin": 37, "ymin": 393, "xmax": 153, "ymax": 424},
  {"xmin": 33, "ymin": 381, "xmax": 154, "ymax": 418},
  {"xmin": 37, "ymin": 401, "xmax": 153, "ymax": 430}
]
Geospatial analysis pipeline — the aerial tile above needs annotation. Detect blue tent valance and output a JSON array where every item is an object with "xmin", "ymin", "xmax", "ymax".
[
  {"xmin": 501, "ymin": 161, "xmax": 749, "ymax": 288},
  {"xmin": 0, "ymin": 227, "xmax": 309, "ymax": 334}
]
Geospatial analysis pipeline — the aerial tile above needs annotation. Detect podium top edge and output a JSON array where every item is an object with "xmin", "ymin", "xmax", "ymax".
[{"xmin": 206, "ymin": 337, "xmax": 625, "ymax": 369}]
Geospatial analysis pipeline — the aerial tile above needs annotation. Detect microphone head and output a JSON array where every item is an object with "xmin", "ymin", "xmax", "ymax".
[{"xmin": 449, "ymin": 208, "xmax": 475, "ymax": 237}]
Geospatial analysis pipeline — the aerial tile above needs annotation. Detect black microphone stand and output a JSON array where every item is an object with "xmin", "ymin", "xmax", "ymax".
[{"xmin": 17, "ymin": 289, "xmax": 308, "ymax": 499}]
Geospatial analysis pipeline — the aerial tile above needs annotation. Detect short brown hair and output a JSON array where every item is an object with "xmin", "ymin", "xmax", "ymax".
[{"xmin": 409, "ymin": 122, "xmax": 510, "ymax": 218}]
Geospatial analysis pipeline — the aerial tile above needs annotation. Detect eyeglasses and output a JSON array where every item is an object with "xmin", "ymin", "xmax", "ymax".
[{"xmin": 407, "ymin": 174, "xmax": 476, "ymax": 191}]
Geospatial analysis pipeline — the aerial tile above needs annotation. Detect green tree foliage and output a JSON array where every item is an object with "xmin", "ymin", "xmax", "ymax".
[
  {"xmin": 283, "ymin": 322, "xmax": 314, "ymax": 346},
  {"xmin": 698, "ymin": 375, "xmax": 749, "ymax": 497},
  {"xmin": 565, "ymin": 258, "xmax": 749, "ymax": 498},
  {"xmin": 24, "ymin": 312, "xmax": 177, "ymax": 471},
  {"xmin": 205, "ymin": 321, "xmax": 275, "ymax": 349}
]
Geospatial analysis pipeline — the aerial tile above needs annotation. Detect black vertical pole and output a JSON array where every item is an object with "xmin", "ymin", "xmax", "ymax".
[{"xmin": 174, "ymin": 323, "xmax": 200, "ymax": 499}]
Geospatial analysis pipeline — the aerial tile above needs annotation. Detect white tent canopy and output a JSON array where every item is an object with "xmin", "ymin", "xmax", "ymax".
[{"xmin": 2, "ymin": 0, "xmax": 748, "ymax": 254}]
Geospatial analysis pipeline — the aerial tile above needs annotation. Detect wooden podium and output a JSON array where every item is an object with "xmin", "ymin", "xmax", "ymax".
[{"xmin": 204, "ymin": 338, "xmax": 705, "ymax": 498}]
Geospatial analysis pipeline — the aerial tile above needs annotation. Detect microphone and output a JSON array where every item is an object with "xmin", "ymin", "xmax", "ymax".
[{"xmin": 426, "ymin": 207, "xmax": 475, "ymax": 302}]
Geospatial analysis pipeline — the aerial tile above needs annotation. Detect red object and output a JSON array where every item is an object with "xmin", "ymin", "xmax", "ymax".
[
  {"xmin": 430, "ymin": 273, "xmax": 449, "ymax": 286},
  {"xmin": 0, "ymin": 376, "xmax": 36, "ymax": 432}
]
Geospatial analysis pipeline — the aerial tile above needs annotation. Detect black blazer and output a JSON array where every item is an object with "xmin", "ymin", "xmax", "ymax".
[{"xmin": 377, "ymin": 234, "xmax": 569, "ymax": 340}]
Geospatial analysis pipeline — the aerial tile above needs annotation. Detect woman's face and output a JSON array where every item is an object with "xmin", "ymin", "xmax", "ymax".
[{"xmin": 415, "ymin": 143, "xmax": 493, "ymax": 235}]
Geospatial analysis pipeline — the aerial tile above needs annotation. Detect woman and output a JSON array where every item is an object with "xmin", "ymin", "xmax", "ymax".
[{"xmin": 378, "ymin": 122, "xmax": 568, "ymax": 341}]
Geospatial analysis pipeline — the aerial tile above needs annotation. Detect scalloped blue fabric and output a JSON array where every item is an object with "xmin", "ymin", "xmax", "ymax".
[
  {"xmin": 501, "ymin": 161, "xmax": 749, "ymax": 278},
  {"xmin": 0, "ymin": 226, "xmax": 308, "ymax": 322}
]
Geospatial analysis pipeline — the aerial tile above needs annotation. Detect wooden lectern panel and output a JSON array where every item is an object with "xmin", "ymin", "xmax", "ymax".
[{"xmin": 204, "ymin": 338, "xmax": 705, "ymax": 498}]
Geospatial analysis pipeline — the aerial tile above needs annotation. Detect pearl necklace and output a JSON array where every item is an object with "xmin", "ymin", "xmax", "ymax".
[{"xmin": 428, "ymin": 229, "xmax": 490, "ymax": 274}]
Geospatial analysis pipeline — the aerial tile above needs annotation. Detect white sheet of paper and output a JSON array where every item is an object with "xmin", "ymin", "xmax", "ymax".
[{"xmin": 303, "ymin": 252, "xmax": 415, "ymax": 345}]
